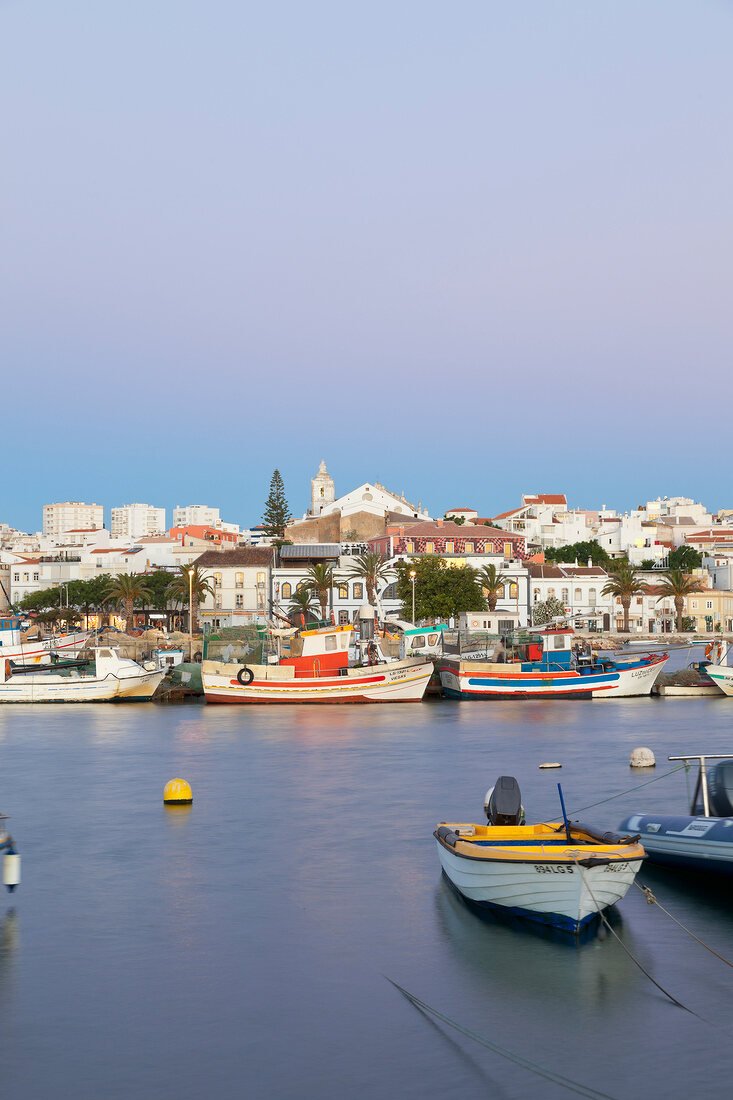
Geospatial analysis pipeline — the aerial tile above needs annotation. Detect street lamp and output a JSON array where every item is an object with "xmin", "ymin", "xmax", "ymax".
[
  {"xmin": 188, "ymin": 567, "xmax": 194, "ymax": 660},
  {"xmin": 409, "ymin": 569, "xmax": 416, "ymax": 624}
]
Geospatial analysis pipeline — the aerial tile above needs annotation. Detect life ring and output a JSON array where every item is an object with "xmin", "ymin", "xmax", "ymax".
[
  {"xmin": 4, "ymin": 659, "xmax": 10, "ymax": 678},
  {"xmin": 237, "ymin": 666, "xmax": 254, "ymax": 685},
  {"xmin": 705, "ymin": 643, "xmax": 714, "ymax": 660}
]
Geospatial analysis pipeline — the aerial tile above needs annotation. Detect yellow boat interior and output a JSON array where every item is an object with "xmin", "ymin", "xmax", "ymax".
[{"xmin": 435, "ymin": 821, "xmax": 645, "ymax": 863}]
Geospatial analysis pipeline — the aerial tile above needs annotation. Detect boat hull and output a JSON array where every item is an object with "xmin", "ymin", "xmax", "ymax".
[
  {"xmin": 439, "ymin": 654, "xmax": 666, "ymax": 699},
  {"xmin": 201, "ymin": 657, "xmax": 432, "ymax": 704},
  {"xmin": 619, "ymin": 814, "xmax": 733, "ymax": 875},
  {"xmin": 703, "ymin": 663, "xmax": 733, "ymax": 697},
  {"xmin": 435, "ymin": 837, "xmax": 642, "ymax": 933},
  {"xmin": 0, "ymin": 668, "xmax": 165, "ymax": 702},
  {"xmin": 0, "ymin": 631, "xmax": 91, "ymax": 664}
]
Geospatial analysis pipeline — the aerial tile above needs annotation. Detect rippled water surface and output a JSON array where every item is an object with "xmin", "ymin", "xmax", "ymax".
[{"xmin": 1, "ymin": 690, "xmax": 732, "ymax": 1099}]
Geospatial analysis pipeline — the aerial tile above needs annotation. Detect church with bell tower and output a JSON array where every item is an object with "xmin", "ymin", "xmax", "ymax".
[{"xmin": 311, "ymin": 460, "xmax": 335, "ymax": 516}]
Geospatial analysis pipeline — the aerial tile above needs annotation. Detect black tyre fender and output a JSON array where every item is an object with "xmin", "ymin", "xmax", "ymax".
[{"xmin": 237, "ymin": 666, "xmax": 254, "ymax": 685}]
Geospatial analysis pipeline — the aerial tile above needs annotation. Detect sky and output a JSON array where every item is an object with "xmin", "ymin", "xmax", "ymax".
[{"xmin": 2, "ymin": 1, "xmax": 732, "ymax": 531}]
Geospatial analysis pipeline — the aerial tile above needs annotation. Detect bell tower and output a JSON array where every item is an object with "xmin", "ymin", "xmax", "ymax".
[{"xmin": 311, "ymin": 460, "xmax": 335, "ymax": 516}]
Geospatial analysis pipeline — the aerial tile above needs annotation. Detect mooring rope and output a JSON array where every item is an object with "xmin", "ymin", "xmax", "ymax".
[
  {"xmin": 635, "ymin": 882, "xmax": 733, "ymax": 968},
  {"xmin": 386, "ymin": 977, "xmax": 620, "ymax": 1100},
  {"xmin": 571, "ymin": 859, "xmax": 705, "ymax": 1020},
  {"xmin": 568, "ymin": 764, "xmax": 687, "ymax": 816}
]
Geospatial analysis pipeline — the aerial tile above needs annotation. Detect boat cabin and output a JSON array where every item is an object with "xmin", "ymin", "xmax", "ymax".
[
  {"xmin": 277, "ymin": 624, "xmax": 353, "ymax": 678},
  {"xmin": 384, "ymin": 619, "xmax": 446, "ymax": 659},
  {"xmin": 495, "ymin": 627, "xmax": 576, "ymax": 671},
  {"xmin": 0, "ymin": 618, "xmax": 24, "ymax": 647}
]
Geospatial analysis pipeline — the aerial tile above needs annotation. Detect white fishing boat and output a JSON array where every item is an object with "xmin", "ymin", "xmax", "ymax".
[
  {"xmin": 202, "ymin": 621, "xmax": 432, "ymax": 704},
  {"xmin": 0, "ymin": 614, "xmax": 89, "ymax": 663},
  {"xmin": 436, "ymin": 777, "xmax": 646, "ymax": 933},
  {"xmin": 0, "ymin": 647, "xmax": 166, "ymax": 702},
  {"xmin": 699, "ymin": 640, "xmax": 733, "ymax": 697}
]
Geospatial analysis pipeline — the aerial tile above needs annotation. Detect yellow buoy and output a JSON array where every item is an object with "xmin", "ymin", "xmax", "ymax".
[{"xmin": 163, "ymin": 778, "xmax": 193, "ymax": 805}]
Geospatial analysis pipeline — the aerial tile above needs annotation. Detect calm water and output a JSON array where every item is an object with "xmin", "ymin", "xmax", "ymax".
[{"xmin": 1, "ymin": 689, "xmax": 732, "ymax": 1099}]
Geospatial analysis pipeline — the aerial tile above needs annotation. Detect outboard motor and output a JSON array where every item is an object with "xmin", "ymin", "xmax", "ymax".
[
  {"xmin": 709, "ymin": 760, "xmax": 733, "ymax": 817},
  {"xmin": 484, "ymin": 776, "xmax": 525, "ymax": 826}
]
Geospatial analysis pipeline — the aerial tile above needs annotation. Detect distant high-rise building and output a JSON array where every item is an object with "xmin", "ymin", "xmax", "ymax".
[
  {"xmin": 172, "ymin": 504, "xmax": 221, "ymax": 529},
  {"xmin": 43, "ymin": 501, "xmax": 104, "ymax": 538},
  {"xmin": 110, "ymin": 503, "xmax": 166, "ymax": 541}
]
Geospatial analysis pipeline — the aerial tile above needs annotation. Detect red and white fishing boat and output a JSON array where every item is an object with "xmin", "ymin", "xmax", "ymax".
[
  {"xmin": 201, "ymin": 622, "xmax": 433, "ymax": 704},
  {"xmin": 0, "ymin": 614, "xmax": 89, "ymax": 664}
]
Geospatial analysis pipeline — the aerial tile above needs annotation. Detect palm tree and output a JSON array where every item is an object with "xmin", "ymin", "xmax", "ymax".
[
  {"xmin": 302, "ymin": 563, "xmax": 335, "ymax": 620},
  {"xmin": 478, "ymin": 563, "xmax": 505, "ymax": 612},
  {"xmin": 601, "ymin": 560, "xmax": 644, "ymax": 633},
  {"xmin": 168, "ymin": 566, "xmax": 216, "ymax": 633},
  {"xmin": 346, "ymin": 552, "xmax": 392, "ymax": 606},
  {"xmin": 654, "ymin": 569, "xmax": 706, "ymax": 632},
  {"xmin": 105, "ymin": 574, "xmax": 154, "ymax": 635},
  {"xmin": 287, "ymin": 588, "xmax": 320, "ymax": 627}
]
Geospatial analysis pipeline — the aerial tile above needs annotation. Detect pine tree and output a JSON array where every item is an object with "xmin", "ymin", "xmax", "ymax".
[{"xmin": 262, "ymin": 469, "xmax": 292, "ymax": 538}]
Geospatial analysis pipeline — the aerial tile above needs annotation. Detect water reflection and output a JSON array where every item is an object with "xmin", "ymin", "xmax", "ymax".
[
  {"xmin": 434, "ymin": 876, "xmax": 636, "ymax": 1012},
  {"xmin": 0, "ymin": 908, "xmax": 18, "ymax": 1005}
]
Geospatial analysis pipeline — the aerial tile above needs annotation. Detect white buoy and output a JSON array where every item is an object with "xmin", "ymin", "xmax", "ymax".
[
  {"xmin": 539, "ymin": 762, "xmax": 562, "ymax": 769},
  {"xmin": 3, "ymin": 853, "xmax": 21, "ymax": 891},
  {"xmin": 630, "ymin": 747, "xmax": 656, "ymax": 768}
]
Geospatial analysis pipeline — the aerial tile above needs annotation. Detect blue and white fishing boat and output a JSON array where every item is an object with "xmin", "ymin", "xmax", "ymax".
[
  {"xmin": 619, "ymin": 754, "xmax": 733, "ymax": 875},
  {"xmin": 440, "ymin": 626, "xmax": 667, "ymax": 699}
]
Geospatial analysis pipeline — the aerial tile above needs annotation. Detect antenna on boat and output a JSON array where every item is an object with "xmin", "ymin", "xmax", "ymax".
[{"xmin": 557, "ymin": 783, "xmax": 572, "ymax": 843}]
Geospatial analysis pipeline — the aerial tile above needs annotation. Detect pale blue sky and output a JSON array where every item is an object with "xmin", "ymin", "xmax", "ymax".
[{"xmin": 2, "ymin": 1, "xmax": 732, "ymax": 530}]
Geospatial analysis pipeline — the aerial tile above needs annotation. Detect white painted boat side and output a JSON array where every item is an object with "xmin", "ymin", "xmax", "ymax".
[
  {"xmin": 202, "ymin": 657, "xmax": 432, "ymax": 703},
  {"xmin": 436, "ymin": 842, "xmax": 641, "ymax": 924},
  {"xmin": 705, "ymin": 664, "xmax": 733, "ymax": 697}
]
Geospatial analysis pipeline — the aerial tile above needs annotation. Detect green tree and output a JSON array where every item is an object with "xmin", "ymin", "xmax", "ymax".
[
  {"xmin": 638, "ymin": 559, "xmax": 656, "ymax": 571},
  {"xmin": 545, "ymin": 540, "xmax": 610, "ymax": 566},
  {"xmin": 168, "ymin": 566, "xmax": 216, "ymax": 633},
  {"xmin": 601, "ymin": 560, "xmax": 644, "ymax": 633},
  {"xmin": 346, "ymin": 553, "xmax": 392, "ymax": 606},
  {"xmin": 287, "ymin": 588, "xmax": 320, "ymax": 626},
  {"xmin": 532, "ymin": 596, "xmax": 566, "ymax": 625},
  {"xmin": 445, "ymin": 514, "xmax": 466, "ymax": 525},
  {"xmin": 654, "ymin": 569, "xmax": 706, "ymax": 632},
  {"xmin": 478, "ymin": 563, "xmax": 506, "ymax": 612},
  {"xmin": 302, "ymin": 563, "xmax": 335, "ymax": 620},
  {"xmin": 105, "ymin": 574, "xmax": 154, "ymax": 634},
  {"xmin": 395, "ymin": 558, "xmax": 486, "ymax": 622},
  {"xmin": 262, "ymin": 469, "xmax": 292, "ymax": 539},
  {"xmin": 667, "ymin": 545, "xmax": 703, "ymax": 571}
]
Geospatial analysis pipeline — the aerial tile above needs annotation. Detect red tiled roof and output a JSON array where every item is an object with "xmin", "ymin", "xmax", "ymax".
[
  {"xmin": 492, "ymin": 507, "xmax": 525, "ymax": 520},
  {"xmin": 524, "ymin": 494, "xmax": 567, "ymax": 505}
]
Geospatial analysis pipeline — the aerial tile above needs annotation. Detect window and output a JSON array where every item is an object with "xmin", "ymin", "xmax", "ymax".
[
  {"xmin": 425, "ymin": 542, "xmax": 434, "ymax": 554},
  {"xmin": 588, "ymin": 588, "xmax": 597, "ymax": 607},
  {"xmin": 235, "ymin": 594, "xmax": 243, "ymax": 609},
  {"xmin": 574, "ymin": 587, "xmax": 582, "ymax": 601},
  {"xmin": 257, "ymin": 572, "xmax": 265, "ymax": 585},
  {"xmin": 509, "ymin": 582, "xmax": 518, "ymax": 599},
  {"xmin": 23, "ymin": 573, "xmax": 29, "ymax": 582},
  {"xmin": 561, "ymin": 588, "xmax": 569, "ymax": 603},
  {"xmin": 215, "ymin": 596, "xmax": 222, "ymax": 609},
  {"xmin": 353, "ymin": 583, "xmax": 363, "ymax": 599},
  {"xmin": 338, "ymin": 583, "xmax": 348, "ymax": 599},
  {"xmin": 281, "ymin": 582, "xmax": 292, "ymax": 599},
  {"xmin": 214, "ymin": 572, "xmax": 222, "ymax": 588},
  {"xmin": 428, "ymin": 634, "xmax": 439, "ymax": 646},
  {"xmin": 533, "ymin": 588, "xmax": 540, "ymax": 602},
  {"xmin": 13, "ymin": 574, "xmax": 19, "ymax": 582},
  {"xmin": 465, "ymin": 542, "xmax": 474, "ymax": 553},
  {"xmin": 382, "ymin": 582, "xmax": 397, "ymax": 600},
  {"xmin": 33, "ymin": 573, "xmax": 39, "ymax": 581},
  {"xmin": 325, "ymin": 635, "xmax": 337, "ymax": 651},
  {"xmin": 235, "ymin": 572, "xmax": 243, "ymax": 589},
  {"xmin": 339, "ymin": 610, "xmax": 349, "ymax": 624},
  {"xmin": 548, "ymin": 587, "xmax": 555, "ymax": 598},
  {"xmin": 411, "ymin": 635, "xmax": 426, "ymax": 649},
  {"xmin": 706, "ymin": 600, "xmax": 713, "ymax": 610},
  {"xmin": 406, "ymin": 541, "xmax": 414, "ymax": 553},
  {"xmin": 691, "ymin": 600, "xmax": 698, "ymax": 609},
  {"xmin": 445, "ymin": 541, "xmax": 454, "ymax": 553}
]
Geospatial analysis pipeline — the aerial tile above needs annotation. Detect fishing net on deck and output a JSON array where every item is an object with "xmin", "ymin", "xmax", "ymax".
[{"xmin": 204, "ymin": 625, "xmax": 269, "ymax": 664}]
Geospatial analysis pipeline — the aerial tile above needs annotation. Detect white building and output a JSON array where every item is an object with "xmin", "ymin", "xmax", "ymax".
[
  {"xmin": 111, "ymin": 503, "xmax": 166, "ymax": 541},
  {"xmin": 172, "ymin": 504, "xmax": 221, "ymax": 529},
  {"xmin": 43, "ymin": 502, "xmax": 103, "ymax": 538},
  {"xmin": 195, "ymin": 547, "xmax": 275, "ymax": 629}
]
